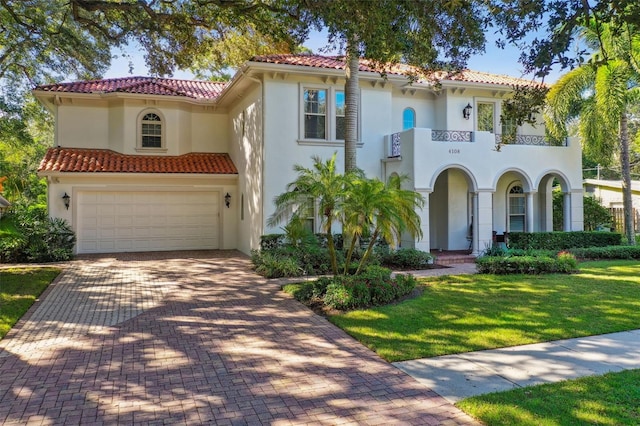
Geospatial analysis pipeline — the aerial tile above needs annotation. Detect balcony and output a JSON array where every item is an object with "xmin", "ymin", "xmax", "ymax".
[{"xmin": 388, "ymin": 129, "xmax": 567, "ymax": 158}]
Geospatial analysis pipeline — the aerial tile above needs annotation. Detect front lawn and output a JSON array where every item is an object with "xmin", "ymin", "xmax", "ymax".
[
  {"xmin": 457, "ymin": 369, "xmax": 640, "ymax": 425},
  {"xmin": 329, "ymin": 260, "xmax": 640, "ymax": 362},
  {"xmin": 0, "ymin": 267, "xmax": 60, "ymax": 339}
]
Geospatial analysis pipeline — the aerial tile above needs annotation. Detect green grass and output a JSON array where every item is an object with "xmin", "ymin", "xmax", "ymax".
[
  {"xmin": 328, "ymin": 260, "xmax": 640, "ymax": 362},
  {"xmin": 0, "ymin": 267, "xmax": 60, "ymax": 339},
  {"xmin": 456, "ymin": 369, "xmax": 640, "ymax": 425}
]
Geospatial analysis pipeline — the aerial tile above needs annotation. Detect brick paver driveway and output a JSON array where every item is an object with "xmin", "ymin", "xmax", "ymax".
[{"xmin": 0, "ymin": 251, "xmax": 477, "ymax": 425}]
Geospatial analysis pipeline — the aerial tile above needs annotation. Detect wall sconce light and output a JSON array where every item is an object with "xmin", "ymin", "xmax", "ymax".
[
  {"xmin": 463, "ymin": 103, "xmax": 472, "ymax": 120},
  {"xmin": 225, "ymin": 192, "xmax": 231, "ymax": 208},
  {"xmin": 62, "ymin": 192, "xmax": 70, "ymax": 210}
]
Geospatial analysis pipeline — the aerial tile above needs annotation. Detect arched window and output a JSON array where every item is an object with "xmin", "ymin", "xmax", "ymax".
[
  {"xmin": 402, "ymin": 108, "xmax": 415, "ymax": 130},
  {"xmin": 508, "ymin": 184, "xmax": 525, "ymax": 232},
  {"xmin": 140, "ymin": 112, "xmax": 163, "ymax": 148}
]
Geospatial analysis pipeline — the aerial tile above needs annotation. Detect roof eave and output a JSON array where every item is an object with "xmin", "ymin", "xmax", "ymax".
[{"xmin": 38, "ymin": 170, "xmax": 239, "ymax": 179}]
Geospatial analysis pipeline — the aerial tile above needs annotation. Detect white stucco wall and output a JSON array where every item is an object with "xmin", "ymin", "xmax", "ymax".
[
  {"xmin": 55, "ymin": 98, "xmax": 227, "ymax": 155},
  {"xmin": 228, "ymin": 84, "xmax": 263, "ymax": 254}
]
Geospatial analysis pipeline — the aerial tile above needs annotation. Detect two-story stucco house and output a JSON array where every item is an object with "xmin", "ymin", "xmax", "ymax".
[{"xmin": 34, "ymin": 54, "xmax": 584, "ymax": 256}]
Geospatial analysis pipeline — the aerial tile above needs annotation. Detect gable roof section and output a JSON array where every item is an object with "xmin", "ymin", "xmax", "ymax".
[
  {"xmin": 250, "ymin": 54, "xmax": 543, "ymax": 88},
  {"xmin": 38, "ymin": 148, "xmax": 238, "ymax": 175},
  {"xmin": 35, "ymin": 77, "xmax": 228, "ymax": 100},
  {"xmin": 35, "ymin": 55, "xmax": 543, "ymax": 102}
]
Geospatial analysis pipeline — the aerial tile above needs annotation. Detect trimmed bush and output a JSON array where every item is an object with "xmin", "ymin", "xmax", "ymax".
[
  {"xmin": 508, "ymin": 231, "xmax": 622, "ymax": 250},
  {"xmin": 322, "ymin": 266, "xmax": 416, "ymax": 310},
  {"xmin": 476, "ymin": 254, "xmax": 578, "ymax": 275},
  {"xmin": 380, "ymin": 248, "xmax": 434, "ymax": 269},
  {"xmin": 569, "ymin": 245, "xmax": 640, "ymax": 260}
]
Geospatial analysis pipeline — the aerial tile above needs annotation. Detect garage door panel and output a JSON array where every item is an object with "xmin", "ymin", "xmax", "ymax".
[{"xmin": 77, "ymin": 191, "xmax": 220, "ymax": 254}]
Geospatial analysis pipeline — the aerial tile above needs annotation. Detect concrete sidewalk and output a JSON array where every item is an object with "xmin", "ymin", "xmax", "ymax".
[{"xmin": 394, "ymin": 329, "xmax": 640, "ymax": 403}]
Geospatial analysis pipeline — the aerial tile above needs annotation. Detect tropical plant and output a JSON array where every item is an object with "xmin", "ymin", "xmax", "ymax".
[
  {"xmin": 268, "ymin": 153, "xmax": 357, "ymax": 274},
  {"xmin": 342, "ymin": 174, "xmax": 424, "ymax": 275},
  {"xmin": 545, "ymin": 20, "xmax": 640, "ymax": 244},
  {"xmin": 268, "ymin": 154, "xmax": 423, "ymax": 276}
]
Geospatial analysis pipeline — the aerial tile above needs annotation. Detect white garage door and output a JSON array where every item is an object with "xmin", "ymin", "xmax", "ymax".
[{"xmin": 77, "ymin": 191, "xmax": 220, "ymax": 253}]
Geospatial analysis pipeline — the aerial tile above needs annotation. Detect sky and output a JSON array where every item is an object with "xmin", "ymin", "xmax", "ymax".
[{"xmin": 104, "ymin": 29, "xmax": 563, "ymax": 83}]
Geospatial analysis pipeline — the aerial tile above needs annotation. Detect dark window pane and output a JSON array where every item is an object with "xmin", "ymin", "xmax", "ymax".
[{"xmin": 305, "ymin": 115, "xmax": 326, "ymax": 139}]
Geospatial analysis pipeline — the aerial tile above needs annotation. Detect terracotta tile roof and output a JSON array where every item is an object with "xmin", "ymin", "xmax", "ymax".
[
  {"xmin": 35, "ymin": 77, "xmax": 228, "ymax": 100},
  {"xmin": 38, "ymin": 148, "xmax": 238, "ymax": 174},
  {"xmin": 251, "ymin": 54, "xmax": 543, "ymax": 88}
]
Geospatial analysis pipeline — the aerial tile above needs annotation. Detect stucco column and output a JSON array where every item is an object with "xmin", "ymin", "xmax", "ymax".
[
  {"xmin": 471, "ymin": 192, "xmax": 480, "ymax": 256},
  {"xmin": 526, "ymin": 191, "xmax": 536, "ymax": 232},
  {"xmin": 563, "ymin": 192, "xmax": 572, "ymax": 231},
  {"xmin": 570, "ymin": 189, "xmax": 584, "ymax": 231},
  {"xmin": 476, "ymin": 190, "xmax": 493, "ymax": 255},
  {"xmin": 414, "ymin": 190, "xmax": 431, "ymax": 252}
]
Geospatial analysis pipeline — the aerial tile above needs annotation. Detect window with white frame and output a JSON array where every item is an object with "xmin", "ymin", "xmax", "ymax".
[
  {"xmin": 300, "ymin": 197, "xmax": 316, "ymax": 233},
  {"xmin": 304, "ymin": 89, "xmax": 327, "ymax": 139},
  {"xmin": 508, "ymin": 184, "xmax": 526, "ymax": 232},
  {"xmin": 301, "ymin": 86, "xmax": 356, "ymax": 142},
  {"xmin": 476, "ymin": 102, "xmax": 495, "ymax": 133},
  {"xmin": 139, "ymin": 110, "xmax": 164, "ymax": 149},
  {"xmin": 403, "ymin": 108, "xmax": 416, "ymax": 130},
  {"xmin": 335, "ymin": 90, "xmax": 346, "ymax": 140}
]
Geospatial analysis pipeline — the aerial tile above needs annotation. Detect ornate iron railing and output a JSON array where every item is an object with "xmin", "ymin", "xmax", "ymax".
[
  {"xmin": 496, "ymin": 134, "xmax": 567, "ymax": 146},
  {"xmin": 390, "ymin": 132, "xmax": 401, "ymax": 157},
  {"xmin": 431, "ymin": 130, "xmax": 473, "ymax": 142}
]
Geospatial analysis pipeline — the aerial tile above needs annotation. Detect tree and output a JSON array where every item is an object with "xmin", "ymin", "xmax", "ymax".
[
  {"xmin": 342, "ymin": 174, "xmax": 424, "ymax": 275},
  {"xmin": 267, "ymin": 153, "xmax": 357, "ymax": 275},
  {"xmin": 268, "ymin": 154, "xmax": 423, "ymax": 276},
  {"xmin": 545, "ymin": 21, "xmax": 640, "ymax": 244}
]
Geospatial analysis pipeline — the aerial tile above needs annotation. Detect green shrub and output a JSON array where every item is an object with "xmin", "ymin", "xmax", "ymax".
[
  {"xmin": 324, "ymin": 282, "xmax": 353, "ymax": 310},
  {"xmin": 0, "ymin": 207, "xmax": 75, "ymax": 263},
  {"xmin": 475, "ymin": 254, "xmax": 578, "ymax": 275},
  {"xmin": 252, "ymin": 251, "xmax": 301, "ymax": 278},
  {"xmin": 569, "ymin": 245, "xmax": 640, "ymax": 260},
  {"xmin": 508, "ymin": 231, "xmax": 621, "ymax": 250},
  {"xmin": 260, "ymin": 234, "xmax": 286, "ymax": 251},
  {"xmin": 381, "ymin": 248, "xmax": 434, "ymax": 269},
  {"xmin": 322, "ymin": 266, "xmax": 416, "ymax": 310},
  {"xmin": 395, "ymin": 273, "xmax": 417, "ymax": 296}
]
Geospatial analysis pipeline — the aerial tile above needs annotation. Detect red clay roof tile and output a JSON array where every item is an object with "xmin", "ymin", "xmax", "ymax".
[
  {"xmin": 35, "ymin": 77, "xmax": 228, "ymax": 100},
  {"xmin": 38, "ymin": 148, "xmax": 237, "ymax": 174},
  {"xmin": 251, "ymin": 54, "xmax": 543, "ymax": 88}
]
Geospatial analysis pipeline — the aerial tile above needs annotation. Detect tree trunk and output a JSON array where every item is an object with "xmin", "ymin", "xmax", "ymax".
[
  {"xmin": 619, "ymin": 112, "xmax": 636, "ymax": 245},
  {"xmin": 344, "ymin": 45, "xmax": 359, "ymax": 173}
]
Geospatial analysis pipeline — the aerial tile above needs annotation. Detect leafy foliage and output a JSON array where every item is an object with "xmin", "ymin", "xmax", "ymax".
[
  {"xmin": 508, "ymin": 231, "xmax": 622, "ymax": 250},
  {"xmin": 475, "ymin": 254, "xmax": 578, "ymax": 275},
  {"xmin": 268, "ymin": 154, "xmax": 424, "ymax": 276},
  {"xmin": 569, "ymin": 245, "xmax": 640, "ymax": 260},
  {"xmin": 0, "ymin": 203, "xmax": 75, "ymax": 263}
]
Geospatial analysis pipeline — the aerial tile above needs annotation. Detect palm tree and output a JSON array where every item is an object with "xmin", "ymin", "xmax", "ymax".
[
  {"xmin": 267, "ymin": 153, "xmax": 362, "ymax": 275},
  {"xmin": 342, "ymin": 174, "xmax": 424, "ymax": 275},
  {"xmin": 545, "ymin": 21, "xmax": 640, "ymax": 244}
]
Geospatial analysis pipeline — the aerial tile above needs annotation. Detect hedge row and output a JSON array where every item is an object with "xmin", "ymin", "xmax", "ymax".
[
  {"xmin": 508, "ymin": 231, "xmax": 622, "ymax": 250},
  {"xmin": 475, "ymin": 254, "xmax": 578, "ymax": 275},
  {"xmin": 569, "ymin": 245, "xmax": 640, "ymax": 260}
]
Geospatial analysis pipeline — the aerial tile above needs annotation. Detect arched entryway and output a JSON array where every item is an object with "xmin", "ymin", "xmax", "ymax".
[{"xmin": 429, "ymin": 167, "xmax": 475, "ymax": 251}]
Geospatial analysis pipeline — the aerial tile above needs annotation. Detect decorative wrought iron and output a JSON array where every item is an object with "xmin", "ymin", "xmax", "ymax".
[
  {"xmin": 390, "ymin": 132, "xmax": 401, "ymax": 157},
  {"xmin": 496, "ymin": 134, "xmax": 567, "ymax": 146},
  {"xmin": 431, "ymin": 130, "xmax": 472, "ymax": 142}
]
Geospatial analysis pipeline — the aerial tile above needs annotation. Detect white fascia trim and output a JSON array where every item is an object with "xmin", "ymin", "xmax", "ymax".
[{"xmin": 38, "ymin": 171, "xmax": 239, "ymax": 180}]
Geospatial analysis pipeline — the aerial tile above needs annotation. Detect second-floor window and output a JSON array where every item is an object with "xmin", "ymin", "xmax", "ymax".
[
  {"xmin": 477, "ymin": 102, "xmax": 495, "ymax": 133},
  {"xmin": 304, "ymin": 89, "xmax": 326, "ymax": 139},
  {"xmin": 403, "ymin": 108, "xmax": 416, "ymax": 130},
  {"xmin": 301, "ymin": 86, "xmax": 356, "ymax": 142},
  {"xmin": 141, "ymin": 112, "xmax": 163, "ymax": 148}
]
